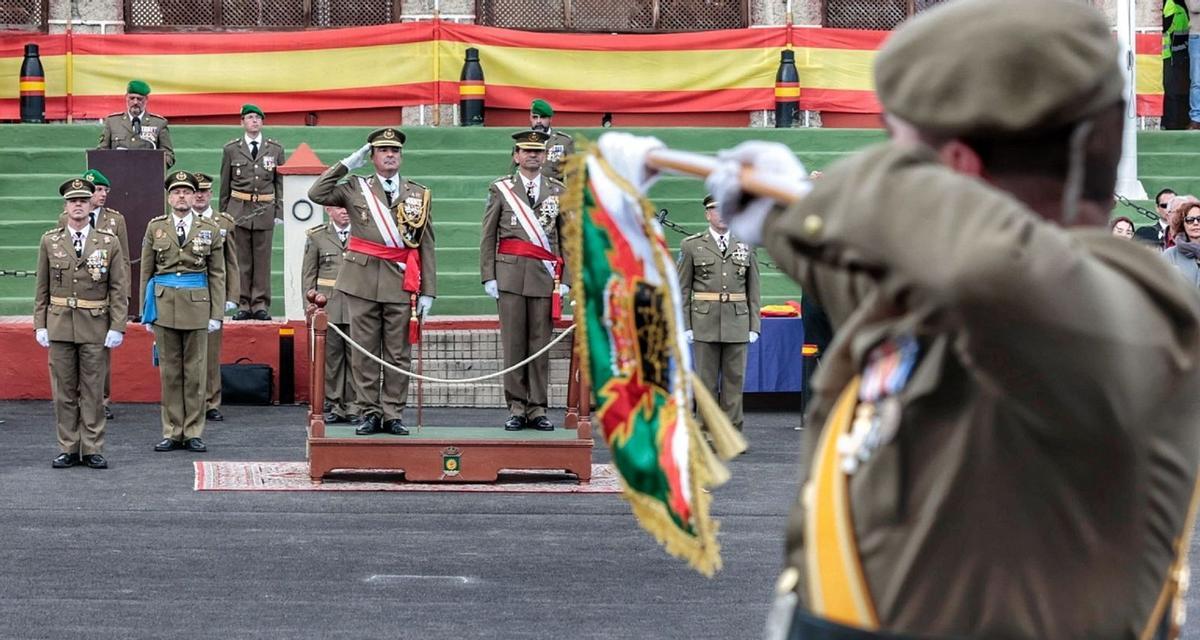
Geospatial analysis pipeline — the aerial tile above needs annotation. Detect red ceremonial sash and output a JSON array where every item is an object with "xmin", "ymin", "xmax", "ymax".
[
  {"xmin": 498, "ymin": 238, "xmax": 564, "ymax": 319},
  {"xmin": 347, "ymin": 236, "xmax": 421, "ymax": 294}
]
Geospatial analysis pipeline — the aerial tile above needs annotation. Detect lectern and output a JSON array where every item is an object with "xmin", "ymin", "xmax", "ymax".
[{"xmin": 86, "ymin": 149, "xmax": 166, "ymax": 314}]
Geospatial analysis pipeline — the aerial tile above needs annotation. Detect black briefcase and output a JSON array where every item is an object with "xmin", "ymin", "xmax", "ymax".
[{"xmin": 220, "ymin": 357, "xmax": 273, "ymax": 405}]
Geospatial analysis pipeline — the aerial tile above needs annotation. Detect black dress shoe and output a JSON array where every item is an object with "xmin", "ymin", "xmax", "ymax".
[
  {"xmin": 185, "ymin": 438, "xmax": 207, "ymax": 452},
  {"xmin": 232, "ymin": 310, "xmax": 251, "ymax": 321},
  {"xmin": 384, "ymin": 419, "xmax": 409, "ymax": 436},
  {"xmin": 355, "ymin": 414, "xmax": 383, "ymax": 435},
  {"xmin": 206, "ymin": 408, "xmax": 224, "ymax": 421},
  {"xmin": 252, "ymin": 310, "xmax": 271, "ymax": 321},
  {"xmin": 52, "ymin": 453, "xmax": 80, "ymax": 468},
  {"xmin": 83, "ymin": 454, "xmax": 108, "ymax": 469},
  {"xmin": 504, "ymin": 415, "xmax": 526, "ymax": 431},
  {"xmin": 325, "ymin": 412, "xmax": 350, "ymax": 424},
  {"xmin": 103, "ymin": 406, "xmax": 115, "ymax": 420},
  {"xmin": 347, "ymin": 415, "xmax": 362, "ymax": 425},
  {"xmin": 530, "ymin": 416, "xmax": 554, "ymax": 432},
  {"xmin": 154, "ymin": 438, "xmax": 182, "ymax": 452}
]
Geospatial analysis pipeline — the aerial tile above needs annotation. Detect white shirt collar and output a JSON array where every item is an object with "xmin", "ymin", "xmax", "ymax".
[
  {"xmin": 172, "ymin": 211, "xmax": 194, "ymax": 230},
  {"xmin": 376, "ymin": 174, "xmax": 399, "ymax": 190},
  {"xmin": 68, "ymin": 223, "xmax": 91, "ymax": 240},
  {"xmin": 332, "ymin": 222, "xmax": 350, "ymax": 234},
  {"xmin": 245, "ymin": 133, "xmax": 263, "ymax": 146},
  {"xmin": 128, "ymin": 111, "xmax": 143, "ymax": 121},
  {"xmin": 709, "ymin": 227, "xmax": 728, "ymax": 247},
  {"xmin": 194, "ymin": 207, "xmax": 214, "ymax": 218}
]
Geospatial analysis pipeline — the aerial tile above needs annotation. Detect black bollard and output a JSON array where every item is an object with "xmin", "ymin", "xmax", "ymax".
[
  {"xmin": 459, "ymin": 47, "xmax": 485, "ymax": 126},
  {"xmin": 775, "ymin": 50, "xmax": 800, "ymax": 129},
  {"xmin": 20, "ymin": 43, "xmax": 45, "ymax": 123},
  {"xmin": 279, "ymin": 326, "xmax": 295, "ymax": 405}
]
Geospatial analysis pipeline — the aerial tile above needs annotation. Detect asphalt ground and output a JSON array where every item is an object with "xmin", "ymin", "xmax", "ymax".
[{"xmin": 0, "ymin": 401, "xmax": 806, "ymax": 640}]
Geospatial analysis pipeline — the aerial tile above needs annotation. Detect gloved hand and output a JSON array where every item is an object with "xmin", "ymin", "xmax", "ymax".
[
  {"xmin": 396, "ymin": 261, "xmax": 406, "ymax": 273},
  {"xmin": 274, "ymin": 218, "xmax": 283, "ymax": 226},
  {"xmin": 340, "ymin": 143, "xmax": 371, "ymax": 171},
  {"xmin": 416, "ymin": 295, "xmax": 434, "ymax": 318},
  {"xmin": 104, "ymin": 330, "xmax": 124, "ymax": 349},
  {"xmin": 704, "ymin": 141, "xmax": 810, "ymax": 246},
  {"xmin": 35, "ymin": 328, "xmax": 49, "ymax": 348},
  {"xmin": 749, "ymin": 331, "xmax": 759, "ymax": 344},
  {"xmin": 225, "ymin": 301, "xmax": 238, "ymax": 312},
  {"xmin": 558, "ymin": 284, "xmax": 570, "ymax": 298},
  {"xmin": 208, "ymin": 319, "xmax": 222, "ymax": 333},
  {"xmin": 684, "ymin": 329, "xmax": 694, "ymax": 344},
  {"xmin": 596, "ymin": 132, "xmax": 666, "ymax": 194},
  {"xmin": 145, "ymin": 322, "xmax": 155, "ymax": 334},
  {"xmin": 483, "ymin": 280, "xmax": 499, "ymax": 300}
]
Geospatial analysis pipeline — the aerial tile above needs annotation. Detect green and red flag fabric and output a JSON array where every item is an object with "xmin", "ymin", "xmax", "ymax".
[{"xmin": 560, "ymin": 133, "xmax": 745, "ymax": 576}]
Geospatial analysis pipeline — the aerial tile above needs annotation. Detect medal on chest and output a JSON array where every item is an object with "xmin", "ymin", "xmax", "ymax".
[
  {"xmin": 838, "ymin": 335, "xmax": 920, "ymax": 475},
  {"xmin": 192, "ymin": 229, "xmax": 212, "ymax": 255},
  {"xmin": 548, "ymin": 144, "xmax": 565, "ymax": 162},
  {"xmin": 86, "ymin": 249, "xmax": 109, "ymax": 282},
  {"xmin": 538, "ymin": 196, "xmax": 559, "ymax": 230},
  {"xmin": 262, "ymin": 155, "xmax": 276, "ymax": 170}
]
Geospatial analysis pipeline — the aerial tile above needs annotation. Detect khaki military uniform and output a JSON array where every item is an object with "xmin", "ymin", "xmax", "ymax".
[
  {"xmin": 198, "ymin": 209, "xmax": 241, "ymax": 413},
  {"xmin": 33, "ymin": 226, "xmax": 129, "ymax": 456},
  {"xmin": 97, "ymin": 112, "xmax": 174, "ymax": 168},
  {"xmin": 678, "ymin": 230, "xmax": 761, "ymax": 431},
  {"xmin": 301, "ymin": 222, "xmax": 357, "ymax": 419},
  {"xmin": 139, "ymin": 214, "xmax": 227, "ymax": 442},
  {"xmin": 541, "ymin": 130, "xmax": 575, "ymax": 182},
  {"xmin": 307, "ymin": 163, "xmax": 436, "ymax": 421},
  {"xmin": 480, "ymin": 173, "xmax": 567, "ymax": 419},
  {"xmin": 219, "ymin": 136, "xmax": 284, "ymax": 315},
  {"xmin": 764, "ymin": 142, "xmax": 1200, "ymax": 638}
]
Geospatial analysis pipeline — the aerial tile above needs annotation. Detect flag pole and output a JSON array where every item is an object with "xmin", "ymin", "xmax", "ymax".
[{"xmin": 645, "ymin": 148, "xmax": 807, "ymax": 205}]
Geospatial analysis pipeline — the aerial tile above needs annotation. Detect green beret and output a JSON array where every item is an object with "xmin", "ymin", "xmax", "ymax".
[
  {"xmin": 164, "ymin": 170, "xmax": 198, "ymax": 192},
  {"xmin": 192, "ymin": 172, "xmax": 214, "ymax": 190},
  {"xmin": 126, "ymin": 79, "xmax": 151, "ymax": 96},
  {"xmin": 60, "ymin": 178, "xmax": 95, "ymax": 200},
  {"xmin": 875, "ymin": 0, "xmax": 1123, "ymax": 137},
  {"xmin": 531, "ymin": 99, "xmax": 553, "ymax": 117},
  {"xmin": 241, "ymin": 104, "xmax": 264, "ymax": 119},
  {"xmin": 82, "ymin": 169, "xmax": 110, "ymax": 188},
  {"xmin": 367, "ymin": 127, "xmax": 405, "ymax": 148},
  {"xmin": 512, "ymin": 129, "xmax": 549, "ymax": 150}
]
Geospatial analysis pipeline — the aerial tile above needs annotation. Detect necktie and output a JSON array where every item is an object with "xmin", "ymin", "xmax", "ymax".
[
  {"xmin": 384, "ymin": 179, "xmax": 394, "ymax": 206},
  {"xmin": 251, "ymin": 140, "xmax": 259, "ymax": 160},
  {"xmin": 131, "ymin": 116, "xmax": 141, "ymax": 136},
  {"xmin": 527, "ymin": 180, "xmax": 536, "ymax": 206},
  {"xmin": 177, "ymin": 220, "xmax": 186, "ymax": 246},
  {"xmin": 89, "ymin": 212, "xmax": 96, "ymax": 228},
  {"xmin": 718, "ymin": 236, "xmax": 728, "ymax": 254},
  {"xmin": 338, "ymin": 229, "xmax": 348, "ymax": 244},
  {"xmin": 73, "ymin": 232, "xmax": 84, "ymax": 258}
]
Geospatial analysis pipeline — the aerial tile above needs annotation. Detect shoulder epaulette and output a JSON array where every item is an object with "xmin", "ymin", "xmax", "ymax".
[
  {"xmin": 105, "ymin": 112, "xmax": 124, "ymax": 119},
  {"xmin": 144, "ymin": 112, "xmax": 167, "ymax": 121},
  {"xmin": 224, "ymin": 138, "xmax": 240, "ymax": 147},
  {"xmin": 267, "ymin": 138, "xmax": 281, "ymax": 146},
  {"xmin": 405, "ymin": 179, "xmax": 429, "ymax": 191},
  {"xmin": 105, "ymin": 206, "xmax": 124, "ymax": 217},
  {"xmin": 95, "ymin": 228, "xmax": 118, "ymax": 237},
  {"xmin": 683, "ymin": 233, "xmax": 704, "ymax": 242},
  {"xmin": 218, "ymin": 212, "xmax": 236, "ymax": 224},
  {"xmin": 306, "ymin": 223, "xmax": 329, "ymax": 236},
  {"xmin": 491, "ymin": 176, "xmax": 511, "ymax": 186},
  {"xmin": 150, "ymin": 214, "xmax": 169, "ymax": 222},
  {"xmin": 43, "ymin": 227, "xmax": 64, "ymax": 237},
  {"xmin": 546, "ymin": 176, "xmax": 566, "ymax": 188},
  {"xmin": 554, "ymin": 130, "xmax": 574, "ymax": 141},
  {"xmin": 197, "ymin": 215, "xmax": 220, "ymax": 227}
]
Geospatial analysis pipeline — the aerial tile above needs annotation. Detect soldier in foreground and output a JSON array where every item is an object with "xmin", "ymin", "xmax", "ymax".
[
  {"xmin": 97, "ymin": 79, "xmax": 174, "ymax": 168},
  {"xmin": 193, "ymin": 172, "xmax": 240, "ymax": 422},
  {"xmin": 302, "ymin": 205, "xmax": 358, "ymax": 424},
  {"xmin": 700, "ymin": 1, "xmax": 1200, "ymax": 637}
]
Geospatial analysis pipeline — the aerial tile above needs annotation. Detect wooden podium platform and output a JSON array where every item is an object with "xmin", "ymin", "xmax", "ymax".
[{"xmin": 304, "ymin": 293, "xmax": 594, "ymax": 483}]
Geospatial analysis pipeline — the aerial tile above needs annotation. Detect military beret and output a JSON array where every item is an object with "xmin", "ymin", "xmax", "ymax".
[
  {"xmin": 512, "ymin": 129, "xmax": 549, "ymax": 150},
  {"xmin": 126, "ymin": 79, "xmax": 151, "ymax": 96},
  {"xmin": 875, "ymin": 0, "xmax": 1123, "ymax": 137},
  {"xmin": 165, "ymin": 170, "xmax": 198, "ymax": 192},
  {"xmin": 241, "ymin": 104, "xmax": 264, "ymax": 119},
  {"xmin": 60, "ymin": 178, "xmax": 95, "ymax": 200},
  {"xmin": 82, "ymin": 169, "xmax": 110, "ymax": 188},
  {"xmin": 192, "ymin": 172, "xmax": 214, "ymax": 190},
  {"xmin": 703, "ymin": 194, "xmax": 718, "ymax": 209},
  {"xmin": 531, "ymin": 99, "xmax": 554, "ymax": 117},
  {"xmin": 368, "ymin": 127, "xmax": 405, "ymax": 148}
]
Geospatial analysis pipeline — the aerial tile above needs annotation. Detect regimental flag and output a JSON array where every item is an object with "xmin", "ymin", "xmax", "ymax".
[{"xmin": 560, "ymin": 135, "xmax": 746, "ymax": 576}]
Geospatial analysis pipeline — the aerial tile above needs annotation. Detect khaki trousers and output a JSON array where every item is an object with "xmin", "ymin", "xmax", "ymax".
[
  {"xmin": 498, "ymin": 292, "xmax": 552, "ymax": 419},
  {"xmin": 235, "ymin": 226, "xmax": 273, "ymax": 313},
  {"xmin": 154, "ymin": 325, "xmax": 208, "ymax": 440},
  {"xmin": 103, "ymin": 349, "xmax": 112, "ymax": 407},
  {"xmin": 693, "ymin": 340, "xmax": 748, "ymax": 431},
  {"xmin": 49, "ymin": 341, "xmax": 107, "ymax": 455},
  {"xmin": 205, "ymin": 326, "xmax": 223, "ymax": 412},
  {"xmin": 325, "ymin": 322, "xmax": 358, "ymax": 417},
  {"xmin": 345, "ymin": 292, "xmax": 411, "ymax": 420}
]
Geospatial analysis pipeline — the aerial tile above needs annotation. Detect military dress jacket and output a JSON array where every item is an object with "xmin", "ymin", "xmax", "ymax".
[
  {"xmin": 59, "ymin": 207, "xmax": 129, "ymax": 266},
  {"xmin": 97, "ymin": 112, "xmax": 175, "ymax": 168},
  {"xmin": 201, "ymin": 209, "xmax": 241, "ymax": 305},
  {"xmin": 307, "ymin": 163, "xmax": 436, "ymax": 304},
  {"xmin": 763, "ymin": 141, "xmax": 1200, "ymax": 639},
  {"xmin": 677, "ymin": 231, "xmax": 761, "ymax": 342},
  {"xmin": 542, "ymin": 130, "xmax": 575, "ymax": 181},
  {"xmin": 138, "ymin": 214, "xmax": 227, "ymax": 330},
  {"xmin": 479, "ymin": 173, "xmax": 568, "ymax": 298},
  {"xmin": 219, "ymin": 137, "xmax": 286, "ymax": 231},
  {"xmin": 34, "ymin": 227, "xmax": 130, "ymax": 343},
  {"xmin": 301, "ymin": 223, "xmax": 350, "ymax": 325}
]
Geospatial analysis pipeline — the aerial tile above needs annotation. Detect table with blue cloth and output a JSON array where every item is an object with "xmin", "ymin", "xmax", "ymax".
[{"xmin": 745, "ymin": 317, "xmax": 804, "ymax": 392}]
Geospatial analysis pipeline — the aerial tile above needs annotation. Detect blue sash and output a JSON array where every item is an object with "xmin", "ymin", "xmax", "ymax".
[{"xmin": 142, "ymin": 272, "xmax": 208, "ymax": 325}]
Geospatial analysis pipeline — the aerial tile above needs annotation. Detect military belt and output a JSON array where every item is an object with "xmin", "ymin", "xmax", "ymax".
[
  {"xmin": 316, "ymin": 278, "xmax": 337, "ymax": 288},
  {"xmin": 50, "ymin": 296, "xmax": 107, "ymax": 310},
  {"xmin": 693, "ymin": 292, "xmax": 746, "ymax": 302},
  {"xmin": 230, "ymin": 190, "xmax": 275, "ymax": 203}
]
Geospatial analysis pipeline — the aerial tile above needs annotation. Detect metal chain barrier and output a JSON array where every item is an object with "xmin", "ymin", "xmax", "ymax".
[
  {"xmin": 655, "ymin": 208, "xmax": 780, "ymax": 270},
  {"xmin": 1115, "ymin": 193, "xmax": 1160, "ymax": 222},
  {"xmin": 0, "ymin": 269, "xmax": 36, "ymax": 278},
  {"xmin": 325, "ymin": 321, "xmax": 576, "ymax": 383}
]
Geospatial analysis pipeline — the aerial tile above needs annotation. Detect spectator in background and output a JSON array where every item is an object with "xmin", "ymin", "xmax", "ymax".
[
  {"xmin": 1134, "ymin": 188, "xmax": 1175, "ymax": 248},
  {"xmin": 1163, "ymin": 200, "xmax": 1200, "ymax": 287},
  {"xmin": 1110, "ymin": 216, "xmax": 1135, "ymax": 239},
  {"xmin": 1166, "ymin": 194, "xmax": 1200, "ymax": 251}
]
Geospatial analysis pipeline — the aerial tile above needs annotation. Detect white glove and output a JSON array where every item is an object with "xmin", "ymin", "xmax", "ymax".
[
  {"xmin": 396, "ymin": 261, "xmax": 406, "ymax": 273},
  {"xmin": 596, "ymin": 132, "xmax": 666, "ymax": 194},
  {"xmin": 704, "ymin": 141, "xmax": 811, "ymax": 246},
  {"xmin": 225, "ymin": 301, "xmax": 238, "ymax": 312},
  {"xmin": 416, "ymin": 295, "xmax": 434, "ymax": 318},
  {"xmin": 274, "ymin": 218, "xmax": 283, "ymax": 226},
  {"xmin": 340, "ymin": 143, "xmax": 371, "ymax": 171},
  {"xmin": 684, "ymin": 329, "xmax": 694, "ymax": 344},
  {"xmin": 208, "ymin": 319, "xmax": 222, "ymax": 333},
  {"xmin": 145, "ymin": 322, "xmax": 155, "ymax": 333},
  {"xmin": 104, "ymin": 330, "xmax": 124, "ymax": 349},
  {"xmin": 483, "ymin": 280, "xmax": 499, "ymax": 300},
  {"xmin": 749, "ymin": 331, "xmax": 759, "ymax": 344},
  {"xmin": 35, "ymin": 328, "xmax": 49, "ymax": 348},
  {"xmin": 558, "ymin": 284, "xmax": 570, "ymax": 298}
]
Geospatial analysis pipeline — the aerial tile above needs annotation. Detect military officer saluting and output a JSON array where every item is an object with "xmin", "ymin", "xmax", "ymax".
[
  {"xmin": 34, "ymin": 178, "xmax": 130, "ymax": 469},
  {"xmin": 480, "ymin": 130, "xmax": 569, "ymax": 432},
  {"xmin": 220, "ymin": 104, "xmax": 284, "ymax": 321},
  {"xmin": 308, "ymin": 127, "xmax": 436, "ymax": 437},
  {"xmin": 193, "ymin": 171, "xmax": 240, "ymax": 422},
  {"xmin": 58, "ymin": 168, "xmax": 129, "ymax": 422},
  {"xmin": 141, "ymin": 171, "xmax": 226, "ymax": 453},
  {"xmin": 302, "ymin": 205, "xmax": 358, "ymax": 424},
  {"xmin": 529, "ymin": 99, "xmax": 574, "ymax": 182},
  {"xmin": 678, "ymin": 195, "xmax": 760, "ymax": 432},
  {"xmin": 97, "ymin": 79, "xmax": 174, "ymax": 168}
]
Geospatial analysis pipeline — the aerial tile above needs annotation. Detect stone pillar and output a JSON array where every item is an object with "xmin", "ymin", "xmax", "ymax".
[{"xmin": 277, "ymin": 143, "xmax": 328, "ymax": 321}]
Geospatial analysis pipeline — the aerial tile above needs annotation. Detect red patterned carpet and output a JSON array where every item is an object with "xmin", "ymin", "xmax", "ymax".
[{"xmin": 194, "ymin": 461, "xmax": 619, "ymax": 493}]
